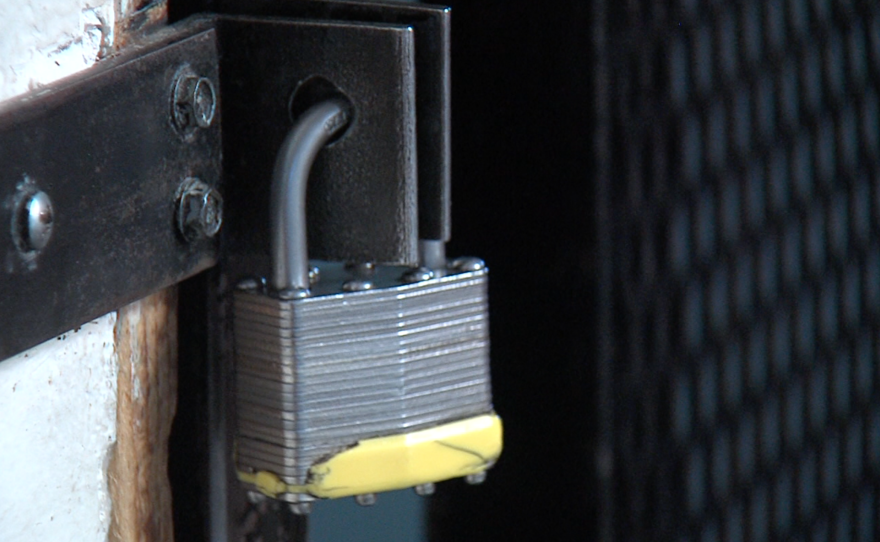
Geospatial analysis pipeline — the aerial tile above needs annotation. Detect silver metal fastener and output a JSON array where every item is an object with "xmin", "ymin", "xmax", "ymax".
[
  {"xmin": 355, "ymin": 493, "xmax": 378, "ymax": 506},
  {"xmin": 414, "ymin": 483, "xmax": 436, "ymax": 496},
  {"xmin": 172, "ymin": 68, "xmax": 216, "ymax": 134},
  {"xmin": 15, "ymin": 189, "xmax": 54, "ymax": 252},
  {"xmin": 451, "ymin": 257, "xmax": 486, "ymax": 272},
  {"xmin": 465, "ymin": 471, "xmax": 487, "ymax": 485},
  {"xmin": 402, "ymin": 267, "xmax": 434, "ymax": 284},
  {"xmin": 176, "ymin": 178, "xmax": 223, "ymax": 241}
]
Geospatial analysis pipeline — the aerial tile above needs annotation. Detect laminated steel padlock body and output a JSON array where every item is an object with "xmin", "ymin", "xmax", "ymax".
[
  {"xmin": 233, "ymin": 262, "xmax": 493, "ymax": 496},
  {"xmin": 232, "ymin": 100, "xmax": 501, "ymax": 503}
]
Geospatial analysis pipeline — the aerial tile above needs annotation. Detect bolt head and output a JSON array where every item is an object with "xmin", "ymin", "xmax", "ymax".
[
  {"xmin": 402, "ymin": 267, "xmax": 434, "ymax": 284},
  {"xmin": 278, "ymin": 287, "xmax": 310, "ymax": 300},
  {"xmin": 177, "ymin": 178, "xmax": 223, "ymax": 241},
  {"xmin": 354, "ymin": 493, "xmax": 377, "ymax": 506},
  {"xmin": 343, "ymin": 278, "xmax": 373, "ymax": 292},
  {"xmin": 309, "ymin": 266, "xmax": 321, "ymax": 285},
  {"xmin": 190, "ymin": 78, "xmax": 216, "ymax": 128},
  {"xmin": 465, "ymin": 471, "xmax": 487, "ymax": 485},
  {"xmin": 173, "ymin": 69, "xmax": 216, "ymax": 135},
  {"xmin": 414, "ymin": 483, "xmax": 435, "ymax": 496},
  {"xmin": 450, "ymin": 257, "xmax": 486, "ymax": 273},
  {"xmin": 18, "ymin": 190, "xmax": 53, "ymax": 252}
]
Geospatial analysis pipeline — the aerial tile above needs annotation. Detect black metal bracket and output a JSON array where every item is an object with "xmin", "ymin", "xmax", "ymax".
[{"xmin": 0, "ymin": 2, "xmax": 452, "ymax": 361}]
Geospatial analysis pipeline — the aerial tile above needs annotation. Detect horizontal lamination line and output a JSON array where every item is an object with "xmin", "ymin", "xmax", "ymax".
[
  {"xmin": 297, "ymin": 343, "xmax": 487, "ymax": 371},
  {"xmin": 297, "ymin": 389, "xmax": 489, "ymax": 422},
  {"xmin": 235, "ymin": 348, "xmax": 488, "ymax": 389},
  {"xmin": 294, "ymin": 380, "xmax": 489, "ymax": 410},
  {"xmin": 287, "ymin": 343, "xmax": 487, "ymax": 371},
  {"xmin": 238, "ymin": 429, "xmax": 300, "ymax": 448},
  {"xmin": 297, "ymin": 366, "xmax": 489, "ymax": 397},
  {"xmin": 297, "ymin": 334, "xmax": 488, "ymax": 356},
  {"xmin": 297, "ymin": 359, "xmax": 487, "ymax": 387},
  {"xmin": 295, "ymin": 409, "xmax": 488, "ymax": 438},
  {"xmin": 234, "ymin": 318, "xmax": 486, "ymax": 350},
  {"xmin": 298, "ymin": 292, "xmax": 485, "ymax": 318},
  {"xmin": 289, "ymin": 307, "xmax": 488, "ymax": 337}
]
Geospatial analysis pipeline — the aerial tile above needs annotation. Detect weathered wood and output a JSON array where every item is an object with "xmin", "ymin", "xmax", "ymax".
[
  {"xmin": 109, "ymin": 288, "xmax": 179, "ymax": 542},
  {"xmin": 115, "ymin": 0, "xmax": 168, "ymax": 47}
]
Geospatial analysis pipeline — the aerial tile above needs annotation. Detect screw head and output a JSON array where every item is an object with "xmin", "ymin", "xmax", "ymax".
[
  {"xmin": 450, "ymin": 257, "xmax": 486, "ymax": 273},
  {"xmin": 465, "ymin": 471, "xmax": 487, "ymax": 485},
  {"xmin": 15, "ymin": 189, "xmax": 53, "ymax": 252},
  {"xmin": 278, "ymin": 287, "xmax": 310, "ymax": 300},
  {"xmin": 172, "ymin": 68, "xmax": 216, "ymax": 135},
  {"xmin": 354, "ymin": 493, "xmax": 377, "ymax": 506},
  {"xmin": 414, "ymin": 483, "xmax": 435, "ymax": 496},
  {"xmin": 342, "ymin": 278, "xmax": 373, "ymax": 292},
  {"xmin": 177, "ymin": 178, "xmax": 223, "ymax": 241},
  {"xmin": 402, "ymin": 267, "xmax": 434, "ymax": 284},
  {"xmin": 190, "ymin": 78, "xmax": 216, "ymax": 128}
]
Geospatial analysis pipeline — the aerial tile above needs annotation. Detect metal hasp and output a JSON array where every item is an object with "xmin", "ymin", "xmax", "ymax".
[
  {"xmin": 0, "ymin": 21, "xmax": 222, "ymax": 361},
  {"xmin": 210, "ymin": 0, "xmax": 452, "ymax": 242},
  {"xmin": 232, "ymin": 98, "xmax": 500, "ymax": 508},
  {"xmin": 216, "ymin": 14, "xmax": 421, "ymax": 277},
  {"xmin": 0, "ymin": 11, "xmax": 424, "ymax": 362}
]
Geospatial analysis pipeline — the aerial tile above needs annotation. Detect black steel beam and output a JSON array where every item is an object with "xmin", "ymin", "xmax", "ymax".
[{"xmin": 0, "ymin": 21, "xmax": 221, "ymax": 361}]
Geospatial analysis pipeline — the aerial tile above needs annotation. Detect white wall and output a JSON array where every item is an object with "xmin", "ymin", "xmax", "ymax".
[
  {"xmin": 0, "ymin": 1, "xmax": 119, "ymax": 540},
  {"xmin": 0, "ymin": 317, "xmax": 118, "ymax": 541}
]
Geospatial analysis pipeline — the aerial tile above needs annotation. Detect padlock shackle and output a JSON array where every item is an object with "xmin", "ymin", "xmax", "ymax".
[{"xmin": 271, "ymin": 100, "xmax": 350, "ymax": 292}]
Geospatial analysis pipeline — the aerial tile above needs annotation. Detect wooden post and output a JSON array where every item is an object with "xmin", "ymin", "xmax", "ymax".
[{"xmin": 109, "ymin": 288, "xmax": 178, "ymax": 542}]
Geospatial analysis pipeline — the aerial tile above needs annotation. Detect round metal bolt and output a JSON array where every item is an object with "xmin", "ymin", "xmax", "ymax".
[
  {"xmin": 289, "ymin": 502, "xmax": 312, "ymax": 516},
  {"xmin": 15, "ymin": 190, "xmax": 53, "ymax": 252},
  {"xmin": 278, "ymin": 287, "xmax": 310, "ymax": 300},
  {"xmin": 309, "ymin": 265, "xmax": 321, "ymax": 285},
  {"xmin": 172, "ymin": 70, "xmax": 216, "ymax": 134},
  {"xmin": 465, "ymin": 471, "xmax": 487, "ymax": 485},
  {"xmin": 414, "ymin": 483, "xmax": 435, "ymax": 497},
  {"xmin": 450, "ymin": 257, "xmax": 486, "ymax": 273},
  {"xmin": 342, "ymin": 278, "xmax": 373, "ymax": 292},
  {"xmin": 354, "ymin": 493, "xmax": 377, "ymax": 507},
  {"xmin": 402, "ymin": 266, "xmax": 434, "ymax": 284},
  {"xmin": 177, "ymin": 178, "xmax": 223, "ymax": 241}
]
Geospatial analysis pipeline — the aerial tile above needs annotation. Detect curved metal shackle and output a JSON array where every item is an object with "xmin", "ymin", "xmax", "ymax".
[{"xmin": 271, "ymin": 99, "xmax": 350, "ymax": 292}]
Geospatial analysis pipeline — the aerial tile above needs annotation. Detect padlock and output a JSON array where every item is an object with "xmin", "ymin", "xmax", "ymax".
[{"xmin": 232, "ymin": 100, "xmax": 502, "ymax": 511}]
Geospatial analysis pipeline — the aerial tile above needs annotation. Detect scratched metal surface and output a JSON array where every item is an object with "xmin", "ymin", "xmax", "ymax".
[{"xmin": 0, "ymin": 21, "xmax": 221, "ymax": 362}]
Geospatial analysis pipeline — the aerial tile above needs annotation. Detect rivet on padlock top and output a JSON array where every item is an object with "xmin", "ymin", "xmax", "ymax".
[{"xmin": 233, "ymin": 97, "xmax": 503, "ymax": 513}]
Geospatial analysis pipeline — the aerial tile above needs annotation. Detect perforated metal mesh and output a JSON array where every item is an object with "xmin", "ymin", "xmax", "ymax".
[{"xmin": 601, "ymin": 0, "xmax": 880, "ymax": 540}]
